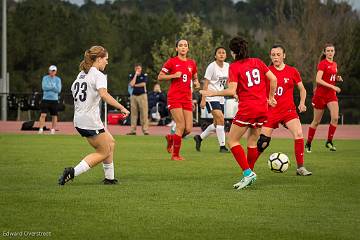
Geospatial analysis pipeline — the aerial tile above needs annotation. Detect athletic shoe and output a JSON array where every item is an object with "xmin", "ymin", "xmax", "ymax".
[
  {"xmin": 143, "ymin": 132, "xmax": 150, "ymax": 135},
  {"xmin": 50, "ymin": 129, "xmax": 56, "ymax": 135},
  {"xmin": 219, "ymin": 146, "xmax": 229, "ymax": 153},
  {"xmin": 103, "ymin": 178, "xmax": 119, "ymax": 185},
  {"xmin": 58, "ymin": 167, "xmax": 75, "ymax": 185},
  {"xmin": 171, "ymin": 155, "xmax": 185, "ymax": 161},
  {"xmin": 165, "ymin": 134, "xmax": 173, "ymax": 153},
  {"xmin": 305, "ymin": 142, "xmax": 312, "ymax": 153},
  {"xmin": 193, "ymin": 135, "xmax": 202, "ymax": 152},
  {"xmin": 325, "ymin": 141, "xmax": 336, "ymax": 151},
  {"xmin": 38, "ymin": 128, "xmax": 43, "ymax": 134},
  {"xmin": 233, "ymin": 172, "xmax": 257, "ymax": 190},
  {"xmin": 126, "ymin": 132, "xmax": 136, "ymax": 135},
  {"xmin": 296, "ymin": 167, "xmax": 312, "ymax": 176}
]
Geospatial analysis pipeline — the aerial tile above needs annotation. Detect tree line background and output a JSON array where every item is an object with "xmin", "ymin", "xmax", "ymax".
[{"xmin": 3, "ymin": 0, "xmax": 360, "ymax": 122}]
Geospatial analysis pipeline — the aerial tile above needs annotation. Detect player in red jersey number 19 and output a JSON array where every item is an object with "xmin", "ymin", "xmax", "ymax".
[{"xmin": 201, "ymin": 37, "xmax": 277, "ymax": 190}]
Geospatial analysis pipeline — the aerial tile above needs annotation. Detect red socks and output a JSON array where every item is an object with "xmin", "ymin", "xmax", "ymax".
[
  {"xmin": 327, "ymin": 124, "xmax": 337, "ymax": 142},
  {"xmin": 247, "ymin": 147, "xmax": 260, "ymax": 170},
  {"xmin": 230, "ymin": 145, "xmax": 249, "ymax": 171},
  {"xmin": 172, "ymin": 134, "xmax": 182, "ymax": 157},
  {"xmin": 307, "ymin": 127, "xmax": 316, "ymax": 144},
  {"xmin": 294, "ymin": 138, "xmax": 304, "ymax": 166}
]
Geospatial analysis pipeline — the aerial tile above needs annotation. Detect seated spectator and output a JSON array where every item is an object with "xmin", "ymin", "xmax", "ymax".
[{"xmin": 148, "ymin": 83, "xmax": 168, "ymax": 121}]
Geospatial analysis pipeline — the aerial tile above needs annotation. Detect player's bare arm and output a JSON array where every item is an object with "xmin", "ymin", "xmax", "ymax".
[
  {"xmin": 200, "ymin": 81, "xmax": 237, "ymax": 97},
  {"xmin": 266, "ymin": 70, "xmax": 277, "ymax": 107},
  {"xmin": 157, "ymin": 71, "xmax": 182, "ymax": 81},
  {"xmin": 297, "ymin": 82, "xmax": 307, "ymax": 113},
  {"xmin": 98, "ymin": 88, "xmax": 130, "ymax": 116},
  {"xmin": 200, "ymin": 79, "xmax": 210, "ymax": 109},
  {"xmin": 193, "ymin": 73, "xmax": 200, "ymax": 90}
]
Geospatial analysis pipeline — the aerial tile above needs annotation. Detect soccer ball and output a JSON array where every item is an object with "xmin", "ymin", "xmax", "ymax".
[{"xmin": 268, "ymin": 152, "xmax": 290, "ymax": 173}]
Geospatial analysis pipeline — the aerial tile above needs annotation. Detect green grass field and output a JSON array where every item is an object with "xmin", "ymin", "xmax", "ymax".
[{"xmin": 0, "ymin": 134, "xmax": 359, "ymax": 240}]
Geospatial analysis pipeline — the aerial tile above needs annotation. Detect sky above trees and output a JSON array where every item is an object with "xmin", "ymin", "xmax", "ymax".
[{"xmin": 67, "ymin": 0, "xmax": 360, "ymax": 10}]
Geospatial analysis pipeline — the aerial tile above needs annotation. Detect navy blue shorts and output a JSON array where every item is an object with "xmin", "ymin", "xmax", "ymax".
[
  {"xmin": 75, "ymin": 127, "xmax": 105, "ymax": 138},
  {"xmin": 206, "ymin": 101, "xmax": 224, "ymax": 113}
]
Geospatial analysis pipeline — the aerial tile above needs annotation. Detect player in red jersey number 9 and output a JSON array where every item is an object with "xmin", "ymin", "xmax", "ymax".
[{"xmin": 158, "ymin": 39, "xmax": 200, "ymax": 161}]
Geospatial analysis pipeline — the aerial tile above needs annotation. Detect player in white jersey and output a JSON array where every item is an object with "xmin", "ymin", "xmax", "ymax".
[
  {"xmin": 58, "ymin": 46, "xmax": 130, "ymax": 185},
  {"xmin": 194, "ymin": 47, "xmax": 230, "ymax": 153}
]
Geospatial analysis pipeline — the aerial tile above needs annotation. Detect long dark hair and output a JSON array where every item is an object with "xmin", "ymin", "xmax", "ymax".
[
  {"xmin": 320, "ymin": 43, "xmax": 335, "ymax": 61},
  {"xmin": 229, "ymin": 37, "xmax": 249, "ymax": 61},
  {"xmin": 175, "ymin": 39, "xmax": 189, "ymax": 56}
]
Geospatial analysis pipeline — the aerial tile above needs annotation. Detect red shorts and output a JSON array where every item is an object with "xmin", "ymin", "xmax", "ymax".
[
  {"xmin": 312, "ymin": 94, "xmax": 338, "ymax": 110},
  {"xmin": 264, "ymin": 110, "xmax": 299, "ymax": 129},
  {"xmin": 232, "ymin": 114, "xmax": 268, "ymax": 129},
  {"xmin": 167, "ymin": 101, "xmax": 192, "ymax": 111}
]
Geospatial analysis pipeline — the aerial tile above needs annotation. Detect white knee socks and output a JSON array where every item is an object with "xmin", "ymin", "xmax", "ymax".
[
  {"xmin": 200, "ymin": 124, "xmax": 216, "ymax": 139},
  {"xmin": 216, "ymin": 125, "xmax": 226, "ymax": 147},
  {"xmin": 103, "ymin": 162, "xmax": 115, "ymax": 180},
  {"xmin": 74, "ymin": 160, "xmax": 90, "ymax": 177}
]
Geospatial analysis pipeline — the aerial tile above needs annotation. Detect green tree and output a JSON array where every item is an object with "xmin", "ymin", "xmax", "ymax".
[{"xmin": 150, "ymin": 14, "xmax": 223, "ymax": 90}]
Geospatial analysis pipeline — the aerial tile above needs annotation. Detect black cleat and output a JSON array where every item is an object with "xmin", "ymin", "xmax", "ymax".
[
  {"xmin": 325, "ymin": 141, "xmax": 336, "ymax": 151},
  {"xmin": 219, "ymin": 146, "xmax": 230, "ymax": 153},
  {"xmin": 58, "ymin": 167, "xmax": 74, "ymax": 185},
  {"xmin": 103, "ymin": 178, "xmax": 119, "ymax": 185},
  {"xmin": 305, "ymin": 142, "xmax": 312, "ymax": 153},
  {"xmin": 193, "ymin": 135, "xmax": 202, "ymax": 152}
]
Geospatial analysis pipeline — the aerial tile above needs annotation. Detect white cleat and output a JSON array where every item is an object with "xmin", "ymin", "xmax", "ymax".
[
  {"xmin": 233, "ymin": 172, "xmax": 257, "ymax": 190},
  {"xmin": 296, "ymin": 167, "xmax": 312, "ymax": 176},
  {"xmin": 38, "ymin": 128, "xmax": 44, "ymax": 134},
  {"xmin": 50, "ymin": 129, "xmax": 56, "ymax": 135}
]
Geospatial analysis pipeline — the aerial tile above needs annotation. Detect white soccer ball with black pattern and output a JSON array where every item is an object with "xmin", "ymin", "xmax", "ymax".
[{"xmin": 268, "ymin": 152, "xmax": 290, "ymax": 173}]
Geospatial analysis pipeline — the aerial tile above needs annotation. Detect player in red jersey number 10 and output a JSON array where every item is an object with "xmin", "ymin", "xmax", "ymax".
[{"xmin": 256, "ymin": 44, "xmax": 312, "ymax": 176}]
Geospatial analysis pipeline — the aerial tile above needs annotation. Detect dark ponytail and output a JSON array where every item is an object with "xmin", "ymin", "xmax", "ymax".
[
  {"xmin": 320, "ymin": 43, "xmax": 335, "ymax": 61},
  {"xmin": 174, "ymin": 39, "xmax": 189, "ymax": 56},
  {"xmin": 229, "ymin": 37, "xmax": 249, "ymax": 61}
]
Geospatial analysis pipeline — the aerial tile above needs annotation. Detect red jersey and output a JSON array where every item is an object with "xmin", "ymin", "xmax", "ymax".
[
  {"xmin": 161, "ymin": 56, "xmax": 197, "ymax": 103},
  {"xmin": 268, "ymin": 64, "xmax": 302, "ymax": 113},
  {"xmin": 228, "ymin": 58, "xmax": 270, "ymax": 117},
  {"xmin": 314, "ymin": 59, "xmax": 337, "ymax": 97}
]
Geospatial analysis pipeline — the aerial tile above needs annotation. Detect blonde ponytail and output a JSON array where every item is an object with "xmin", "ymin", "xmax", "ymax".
[{"xmin": 79, "ymin": 46, "xmax": 108, "ymax": 73}]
